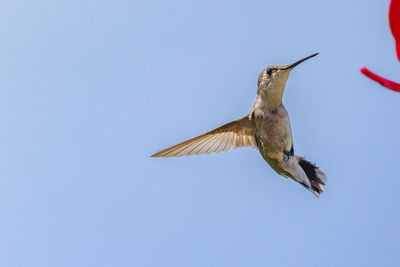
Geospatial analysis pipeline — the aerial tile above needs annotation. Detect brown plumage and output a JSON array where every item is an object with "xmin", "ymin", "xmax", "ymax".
[{"xmin": 151, "ymin": 116, "xmax": 257, "ymax": 157}]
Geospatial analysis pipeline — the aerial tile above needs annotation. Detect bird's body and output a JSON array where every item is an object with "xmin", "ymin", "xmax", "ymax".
[
  {"xmin": 253, "ymin": 103, "xmax": 293, "ymax": 166},
  {"xmin": 152, "ymin": 53, "xmax": 326, "ymax": 197}
]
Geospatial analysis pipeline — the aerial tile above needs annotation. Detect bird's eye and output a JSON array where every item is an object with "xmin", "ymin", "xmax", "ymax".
[{"xmin": 266, "ymin": 68, "xmax": 272, "ymax": 76}]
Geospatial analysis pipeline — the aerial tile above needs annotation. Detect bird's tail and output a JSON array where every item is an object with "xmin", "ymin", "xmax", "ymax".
[
  {"xmin": 279, "ymin": 156, "xmax": 327, "ymax": 197},
  {"xmin": 297, "ymin": 157, "xmax": 326, "ymax": 197}
]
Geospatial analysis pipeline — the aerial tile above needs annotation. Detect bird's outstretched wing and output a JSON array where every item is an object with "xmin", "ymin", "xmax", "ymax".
[{"xmin": 151, "ymin": 116, "xmax": 257, "ymax": 157}]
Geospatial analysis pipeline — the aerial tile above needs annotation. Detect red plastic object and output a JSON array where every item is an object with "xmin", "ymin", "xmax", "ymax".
[
  {"xmin": 389, "ymin": 0, "xmax": 400, "ymax": 61},
  {"xmin": 361, "ymin": 67, "xmax": 400, "ymax": 92},
  {"xmin": 360, "ymin": 0, "xmax": 400, "ymax": 92}
]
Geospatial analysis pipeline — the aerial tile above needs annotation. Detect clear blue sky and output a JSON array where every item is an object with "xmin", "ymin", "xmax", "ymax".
[{"xmin": 0, "ymin": 0, "xmax": 399, "ymax": 266}]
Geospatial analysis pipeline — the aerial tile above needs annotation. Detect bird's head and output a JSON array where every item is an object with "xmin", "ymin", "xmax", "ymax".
[{"xmin": 257, "ymin": 53, "xmax": 319, "ymax": 108}]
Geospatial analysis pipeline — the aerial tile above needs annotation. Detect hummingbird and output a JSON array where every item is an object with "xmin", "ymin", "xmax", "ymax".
[{"xmin": 151, "ymin": 53, "xmax": 326, "ymax": 197}]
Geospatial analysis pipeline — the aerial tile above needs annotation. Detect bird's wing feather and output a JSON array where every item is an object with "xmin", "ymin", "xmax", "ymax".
[{"xmin": 151, "ymin": 116, "xmax": 256, "ymax": 157}]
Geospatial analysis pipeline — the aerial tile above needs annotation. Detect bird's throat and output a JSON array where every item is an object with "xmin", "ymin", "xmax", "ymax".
[{"xmin": 257, "ymin": 86, "xmax": 285, "ymax": 110}]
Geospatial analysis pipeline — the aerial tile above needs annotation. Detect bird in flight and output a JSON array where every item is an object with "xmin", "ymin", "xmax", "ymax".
[{"xmin": 152, "ymin": 53, "xmax": 326, "ymax": 197}]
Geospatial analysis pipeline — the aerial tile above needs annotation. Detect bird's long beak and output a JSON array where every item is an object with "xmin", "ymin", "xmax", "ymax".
[{"xmin": 283, "ymin": 53, "xmax": 319, "ymax": 70}]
